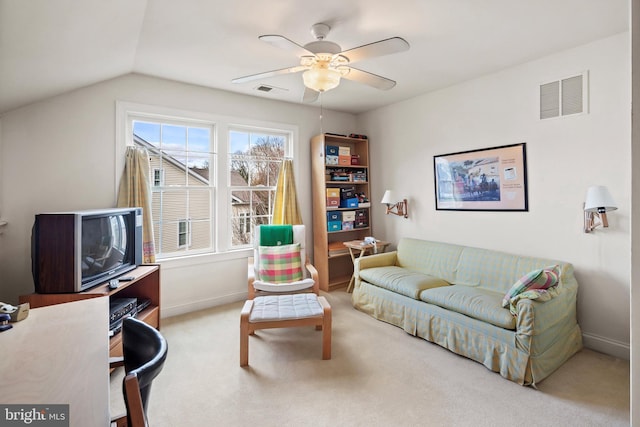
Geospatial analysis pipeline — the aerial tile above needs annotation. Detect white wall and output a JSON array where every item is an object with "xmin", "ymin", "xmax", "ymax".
[
  {"xmin": 359, "ymin": 33, "xmax": 631, "ymax": 358},
  {"xmin": 631, "ymin": 0, "xmax": 639, "ymax": 422},
  {"xmin": 0, "ymin": 74, "xmax": 356, "ymax": 314}
]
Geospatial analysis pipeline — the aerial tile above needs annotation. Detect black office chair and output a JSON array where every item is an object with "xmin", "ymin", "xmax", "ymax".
[{"xmin": 111, "ymin": 317, "xmax": 168, "ymax": 427}]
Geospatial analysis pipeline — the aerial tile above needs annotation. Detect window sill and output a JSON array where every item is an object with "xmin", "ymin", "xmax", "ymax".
[{"xmin": 157, "ymin": 248, "xmax": 253, "ymax": 270}]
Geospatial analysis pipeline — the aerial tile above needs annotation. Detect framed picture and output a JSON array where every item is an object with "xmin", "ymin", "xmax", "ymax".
[{"xmin": 433, "ymin": 143, "xmax": 528, "ymax": 211}]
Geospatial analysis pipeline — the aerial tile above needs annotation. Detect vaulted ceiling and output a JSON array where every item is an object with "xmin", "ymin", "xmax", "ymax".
[{"xmin": 0, "ymin": 0, "xmax": 629, "ymax": 115}]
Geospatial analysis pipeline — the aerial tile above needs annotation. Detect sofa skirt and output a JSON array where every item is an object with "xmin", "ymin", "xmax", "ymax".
[{"xmin": 352, "ymin": 279, "xmax": 582, "ymax": 386}]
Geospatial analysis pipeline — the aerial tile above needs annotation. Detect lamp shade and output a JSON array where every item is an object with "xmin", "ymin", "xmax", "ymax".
[
  {"xmin": 584, "ymin": 185, "xmax": 617, "ymax": 212},
  {"xmin": 303, "ymin": 67, "xmax": 341, "ymax": 92},
  {"xmin": 381, "ymin": 190, "xmax": 394, "ymax": 205}
]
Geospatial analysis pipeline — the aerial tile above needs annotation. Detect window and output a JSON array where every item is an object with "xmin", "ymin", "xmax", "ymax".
[
  {"xmin": 120, "ymin": 102, "xmax": 297, "ymax": 260},
  {"xmin": 132, "ymin": 119, "xmax": 214, "ymax": 258},
  {"xmin": 229, "ymin": 128, "xmax": 286, "ymax": 247},
  {"xmin": 153, "ymin": 168, "xmax": 164, "ymax": 187},
  {"xmin": 239, "ymin": 212, "xmax": 251, "ymax": 234},
  {"xmin": 178, "ymin": 219, "xmax": 190, "ymax": 248}
]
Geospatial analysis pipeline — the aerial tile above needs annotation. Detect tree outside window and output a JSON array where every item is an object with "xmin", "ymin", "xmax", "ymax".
[{"xmin": 229, "ymin": 130, "xmax": 286, "ymax": 247}]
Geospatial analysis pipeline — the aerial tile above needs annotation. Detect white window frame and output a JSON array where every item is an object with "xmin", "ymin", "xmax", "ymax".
[{"xmin": 115, "ymin": 101, "xmax": 299, "ymax": 267}]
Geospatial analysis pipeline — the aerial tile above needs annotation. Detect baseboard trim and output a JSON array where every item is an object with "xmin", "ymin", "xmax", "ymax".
[
  {"xmin": 582, "ymin": 332, "xmax": 630, "ymax": 360},
  {"xmin": 161, "ymin": 292, "xmax": 247, "ymax": 318}
]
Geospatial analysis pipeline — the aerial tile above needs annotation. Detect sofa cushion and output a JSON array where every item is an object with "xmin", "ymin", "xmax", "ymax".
[
  {"xmin": 359, "ymin": 266, "xmax": 450, "ymax": 300},
  {"xmin": 396, "ymin": 238, "xmax": 463, "ymax": 283},
  {"xmin": 455, "ymin": 246, "xmax": 563, "ymax": 294},
  {"xmin": 420, "ymin": 285, "xmax": 516, "ymax": 330}
]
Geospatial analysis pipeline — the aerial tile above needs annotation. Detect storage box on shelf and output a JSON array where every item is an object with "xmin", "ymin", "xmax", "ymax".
[{"xmin": 311, "ymin": 133, "xmax": 372, "ymax": 291}]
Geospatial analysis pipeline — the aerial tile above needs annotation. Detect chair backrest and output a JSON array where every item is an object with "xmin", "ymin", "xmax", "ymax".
[
  {"xmin": 121, "ymin": 317, "xmax": 168, "ymax": 425},
  {"xmin": 253, "ymin": 225, "xmax": 307, "ymax": 280}
]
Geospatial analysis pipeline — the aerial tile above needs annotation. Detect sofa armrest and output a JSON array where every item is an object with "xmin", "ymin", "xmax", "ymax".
[
  {"xmin": 516, "ymin": 279, "xmax": 578, "ymax": 337},
  {"xmin": 354, "ymin": 251, "xmax": 397, "ymax": 277}
]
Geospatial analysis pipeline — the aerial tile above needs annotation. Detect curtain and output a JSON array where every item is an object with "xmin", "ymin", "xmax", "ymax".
[
  {"xmin": 117, "ymin": 146, "xmax": 156, "ymax": 263},
  {"xmin": 272, "ymin": 159, "xmax": 302, "ymax": 225}
]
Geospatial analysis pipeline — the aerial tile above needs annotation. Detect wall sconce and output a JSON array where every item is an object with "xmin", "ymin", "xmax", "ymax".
[
  {"xmin": 381, "ymin": 190, "xmax": 408, "ymax": 218},
  {"xmin": 583, "ymin": 185, "xmax": 617, "ymax": 233}
]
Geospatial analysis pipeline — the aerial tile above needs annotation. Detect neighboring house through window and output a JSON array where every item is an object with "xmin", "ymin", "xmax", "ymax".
[{"xmin": 132, "ymin": 120, "xmax": 214, "ymax": 258}]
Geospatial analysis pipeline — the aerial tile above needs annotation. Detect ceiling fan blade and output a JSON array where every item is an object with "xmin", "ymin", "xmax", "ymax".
[
  {"xmin": 259, "ymin": 35, "xmax": 314, "ymax": 57},
  {"xmin": 302, "ymin": 87, "xmax": 319, "ymax": 103},
  {"xmin": 341, "ymin": 67, "xmax": 396, "ymax": 90},
  {"xmin": 232, "ymin": 66, "xmax": 307, "ymax": 84},
  {"xmin": 339, "ymin": 37, "xmax": 410, "ymax": 63}
]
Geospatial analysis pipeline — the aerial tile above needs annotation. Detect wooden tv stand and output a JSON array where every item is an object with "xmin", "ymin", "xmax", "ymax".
[{"xmin": 19, "ymin": 264, "xmax": 160, "ymax": 358}]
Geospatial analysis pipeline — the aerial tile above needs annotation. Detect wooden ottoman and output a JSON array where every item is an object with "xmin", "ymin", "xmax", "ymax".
[{"xmin": 240, "ymin": 294, "xmax": 332, "ymax": 367}]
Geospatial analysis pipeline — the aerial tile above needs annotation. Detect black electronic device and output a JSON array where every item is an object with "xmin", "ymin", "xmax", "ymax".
[
  {"xmin": 137, "ymin": 298, "xmax": 151, "ymax": 313},
  {"xmin": 109, "ymin": 279, "xmax": 120, "ymax": 290},
  {"xmin": 109, "ymin": 297, "xmax": 138, "ymax": 333}
]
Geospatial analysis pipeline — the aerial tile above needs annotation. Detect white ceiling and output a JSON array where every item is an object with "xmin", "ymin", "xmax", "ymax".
[{"xmin": 0, "ymin": 0, "xmax": 629, "ymax": 115}]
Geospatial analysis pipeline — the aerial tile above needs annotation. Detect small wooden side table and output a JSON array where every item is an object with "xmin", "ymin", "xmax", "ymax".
[{"xmin": 343, "ymin": 240, "xmax": 390, "ymax": 293}]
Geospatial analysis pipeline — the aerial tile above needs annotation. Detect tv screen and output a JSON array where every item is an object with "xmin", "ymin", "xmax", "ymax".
[{"xmin": 81, "ymin": 214, "xmax": 130, "ymax": 281}]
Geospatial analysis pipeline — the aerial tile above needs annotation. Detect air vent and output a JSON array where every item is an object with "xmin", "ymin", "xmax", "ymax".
[
  {"xmin": 540, "ymin": 71, "xmax": 588, "ymax": 119},
  {"xmin": 253, "ymin": 84, "xmax": 288, "ymax": 94}
]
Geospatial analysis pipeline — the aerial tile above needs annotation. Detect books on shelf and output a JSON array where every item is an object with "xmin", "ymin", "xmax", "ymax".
[{"xmin": 328, "ymin": 241, "xmax": 349, "ymax": 256}]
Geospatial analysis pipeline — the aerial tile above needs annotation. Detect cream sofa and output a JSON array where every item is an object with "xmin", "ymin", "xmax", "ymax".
[{"xmin": 351, "ymin": 238, "xmax": 582, "ymax": 385}]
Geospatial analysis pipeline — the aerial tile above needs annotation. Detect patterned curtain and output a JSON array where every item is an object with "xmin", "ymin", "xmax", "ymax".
[
  {"xmin": 272, "ymin": 159, "xmax": 302, "ymax": 225},
  {"xmin": 117, "ymin": 146, "xmax": 156, "ymax": 263}
]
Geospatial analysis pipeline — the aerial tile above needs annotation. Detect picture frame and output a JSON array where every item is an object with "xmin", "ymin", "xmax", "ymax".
[{"xmin": 433, "ymin": 143, "xmax": 528, "ymax": 211}]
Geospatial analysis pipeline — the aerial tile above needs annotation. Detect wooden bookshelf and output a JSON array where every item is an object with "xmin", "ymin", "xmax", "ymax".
[{"xmin": 311, "ymin": 134, "xmax": 372, "ymax": 291}]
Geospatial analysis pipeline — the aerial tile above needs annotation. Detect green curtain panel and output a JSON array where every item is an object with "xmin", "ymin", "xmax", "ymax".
[
  {"xmin": 272, "ymin": 159, "xmax": 302, "ymax": 225},
  {"xmin": 117, "ymin": 146, "xmax": 156, "ymax": 263}
]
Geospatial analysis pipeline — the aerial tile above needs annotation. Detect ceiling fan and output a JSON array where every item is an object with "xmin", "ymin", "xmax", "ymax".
[{"xmin": 232, "ymin": 23, "xmax": 410, "ymax": 103}]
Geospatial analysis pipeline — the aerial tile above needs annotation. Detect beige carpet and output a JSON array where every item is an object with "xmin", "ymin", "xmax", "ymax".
[{"xmin": 111, "ymin": 289, "xmax": 630, "ymax": 426}]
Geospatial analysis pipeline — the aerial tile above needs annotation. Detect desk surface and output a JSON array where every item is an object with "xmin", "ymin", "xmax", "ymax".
[
  {"xmin": 343, "ymin": 240, "xmax": 390, "ymax": 250},
  {"xmin": 0, "ymin": 297, "xmax": 110, "ymax": 426}
]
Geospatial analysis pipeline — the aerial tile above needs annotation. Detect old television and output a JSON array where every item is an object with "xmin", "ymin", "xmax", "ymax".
[{"xmin": 32, "ymin": 207, "xmax": 143, "ymax": 293}]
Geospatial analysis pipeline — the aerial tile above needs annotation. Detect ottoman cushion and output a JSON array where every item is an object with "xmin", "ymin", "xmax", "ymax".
[{"xmin": 250, "ymin": 294, "xmax": 323, "ymax": 322}]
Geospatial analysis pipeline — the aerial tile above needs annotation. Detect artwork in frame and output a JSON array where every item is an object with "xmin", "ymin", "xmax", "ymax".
[{"xmin": 433, "ymin": 143, "xmax": 528, "ymax": 211}]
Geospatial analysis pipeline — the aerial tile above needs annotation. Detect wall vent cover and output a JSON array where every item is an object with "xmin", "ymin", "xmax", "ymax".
[
  {"xmin": 253, "ymin": 84, "xmax": 288, "ymax": 93},
  {"xmin": 540, "ymin": 71, "xmax": 588, "ymax": 119}
]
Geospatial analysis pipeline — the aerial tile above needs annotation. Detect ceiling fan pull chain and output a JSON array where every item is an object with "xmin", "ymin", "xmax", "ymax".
[{"xmin": 319, "ymin": 92, "xmax": 324, "ymax": 135}]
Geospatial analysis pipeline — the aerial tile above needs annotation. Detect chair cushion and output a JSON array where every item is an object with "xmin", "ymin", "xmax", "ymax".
[
  {"xmin": 253, "ymin": 278, "xmax": 315, "ymax": 293},
  {"xmin": 501, "ymin": 265, "xmax": 560, "ymax": 308},
  {"xmin": 258, "ymin": 243, "xmax": 303, "ymax": 283}
]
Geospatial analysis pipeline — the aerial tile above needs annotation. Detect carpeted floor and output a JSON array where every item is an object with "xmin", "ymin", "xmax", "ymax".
[{"xmin": 111, "ymin": 289, "xmax": 630, "ymax": 426}]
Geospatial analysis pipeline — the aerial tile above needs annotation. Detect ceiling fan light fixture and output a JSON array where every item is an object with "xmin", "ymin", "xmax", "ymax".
[{"xmin": 303, "ymin": 67, "xmax": 341, "ymax": 92}]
